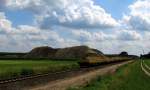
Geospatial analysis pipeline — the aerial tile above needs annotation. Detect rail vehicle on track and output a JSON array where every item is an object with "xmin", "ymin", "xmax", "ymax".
[{"xmin": 78, "ymin": 51, "xmax": 132, "ymax": 67}]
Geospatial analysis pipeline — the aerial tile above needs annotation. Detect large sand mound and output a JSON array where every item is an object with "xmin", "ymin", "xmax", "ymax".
[
  {"xmin": 25, "ymin": 45, "xmax": 106, "ymax": 60},
  {"xmin": 25, "ymin": 46, "xmax": 57, "ymax": 58},
  {"xmin": 55, "ymin": 46, "xmax": 89, "ymax": 59}
]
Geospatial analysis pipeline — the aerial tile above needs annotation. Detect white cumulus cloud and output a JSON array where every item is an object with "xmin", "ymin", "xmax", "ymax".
[
  {"xmin": 0, "ymin": 0, "xmax": 150, "ymax": 55},
  {"xmin": 117, "ymin": 30, "xmax": 142, "ymax": 41},
  {"xmin": 0, "ymin": 12, "xmax": 12, "ymax": 33},
  {"xmin": 4, "ymin": 0, "xmax": 119, "ymax": 29},
  {"xmin": 122, "ymin": 0, "xmax": 150, "ymax": 31}
]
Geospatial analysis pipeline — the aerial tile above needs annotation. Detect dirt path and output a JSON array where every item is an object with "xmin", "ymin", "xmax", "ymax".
[{"xmin": 29, "ymin": 61, "xmax": 132, "ymax": 90}]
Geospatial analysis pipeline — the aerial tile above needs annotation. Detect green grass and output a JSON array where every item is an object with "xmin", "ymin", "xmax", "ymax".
[
  {"xmin": 145, "ymin": 60, "xmax": 150, "ymax": 66},
  {"xmin": 69, "ymin": 60, "xmax": 150, "ymax": 90},
  {"xmin": 143, "ymin": 59, "xmax": 150, "ymax": 72},
  {"xmin": 0, "ymin": 60, "xmax": 79, "ymax": 80}
]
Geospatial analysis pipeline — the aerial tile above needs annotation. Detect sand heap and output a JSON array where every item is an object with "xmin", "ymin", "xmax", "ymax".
[
  {"xmin": 25, "ymin": 45, "xmax": 106, "ymax": 59},
  {"xmin": 55, "ymin": 46, "xmax": 88, "ymax": 59},
  {"xmin": 55, "ymin": 46, "xmax": 105, "ymax": 59},
  {"xmin": 25, "ymin": 46, "xmax": 58, "ymax": 58}
]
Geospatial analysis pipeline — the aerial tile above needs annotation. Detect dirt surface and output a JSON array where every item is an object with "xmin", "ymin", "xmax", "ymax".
[{"xmin": 29, "ymin": 61, "xmax": 132, "ymax": 90}]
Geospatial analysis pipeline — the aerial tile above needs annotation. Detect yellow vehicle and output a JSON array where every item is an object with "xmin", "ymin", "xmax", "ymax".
[
  {"xmin": 79, "ymin": 50, "xmax": 108, "ymax": 66},
  {"xmin": 79, "ymin": 51, "xmax": 132, "ymax": 67}
]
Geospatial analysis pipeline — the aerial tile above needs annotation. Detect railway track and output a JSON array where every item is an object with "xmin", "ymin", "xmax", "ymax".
[
  {"xmin": 0, "ymin": 60, "xmax": 132, "ymax": 90},
  {"xmin": 0, "ymin": 65, "xmax": 99, "ymax": 84},
  {"xmin": 141, "ymin": 60, "xmax": 150, "ymax": 77},
  {"xmin": 143, "ymin": 60, "xmax": 150, "ymax": 70},
  {"xmin": 0, "ymin": 69, "xmax": 79, "ymax": 84}
]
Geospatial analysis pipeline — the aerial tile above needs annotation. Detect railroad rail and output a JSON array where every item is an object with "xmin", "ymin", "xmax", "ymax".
[{"xmin": 141, "ymin": 60, "xmax": 150, "ymax": 77}]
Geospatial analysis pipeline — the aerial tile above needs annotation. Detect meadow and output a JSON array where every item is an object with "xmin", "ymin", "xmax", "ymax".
[
  {"xmin": 145, "ymin": 60, "xmax": 150, "ymax": 66},
  {"xmin": 69, "ymin": 60, "xmax": 150, "ymax": 90},
  {"xmin": 0, "ymin": 60, "xmax": 79, "ymax": 80}
]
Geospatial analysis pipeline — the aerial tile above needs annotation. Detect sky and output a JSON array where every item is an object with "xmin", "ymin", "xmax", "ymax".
[
  {"xmin": 0, "ymin": 0, "xmax": 150, "ymax": 55},
  {"xmin": 95, "ymin": 0, "xmax": 136, "ymax": 19}
]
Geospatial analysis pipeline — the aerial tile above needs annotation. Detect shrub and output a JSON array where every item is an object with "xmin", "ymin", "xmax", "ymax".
[{"xmin": 20, "ymin": 68, "xmax": 34, "ymax": 76}]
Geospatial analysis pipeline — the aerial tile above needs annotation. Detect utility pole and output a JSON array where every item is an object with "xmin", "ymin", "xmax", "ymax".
[{"xmin": 142, "ymin": 48, "xmax": 145, "ymax": 55}]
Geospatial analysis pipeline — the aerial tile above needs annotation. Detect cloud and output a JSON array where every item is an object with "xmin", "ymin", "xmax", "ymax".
[
  {"xmin": 3, "ymin": 0, "xmax": 119, "ymax": 29},
  {"xmin": 72, "ymin": 29, "xmax": 142, "ymax": 42},
  {"xmin": 122, "ymin": 0, "xmax": 150, "ymax": 31},
  {"xmin": 0, "ymin": 0, "xmax": 150, "ymax": 55},
  {"xmin": 0, "ymin": 11, "xmax": 86, "ymax": 52},
  {"xmin": 0, "ymin": 11, "xmax": 74, "ymax": 51},
  {"xmin": 0, "ymin": 0, "xmax": 6, "ymax": 8},
  {"xmin": 117, "ymin": 30, "xmax": 142, "ymax": 41},
  {"xmin": 70, "ymin": 29, "xmax": 144, "ymax": 55},
  {"xmin": 71, "ymin": 30, "xmax": 116, "ymax": 42},
  {"xmin": 0, "ymin": 12, "xmax": 12, "ymax": 33},
  {"xmin": 0, "ymin": 12, "xmax": 143, "ymax": 54}
]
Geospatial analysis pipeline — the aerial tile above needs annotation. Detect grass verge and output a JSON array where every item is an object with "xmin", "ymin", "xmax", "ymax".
[
  {"xmin": 0, "ymin": 60, "xmax": 79, "ymax": 80},
  {"xmin": 145, "ymin": 59, "xmax": 150, "ymax": 66},
  {"xmin": 68, "ymin": 60, "xmax": 150, "ymax": 90}
]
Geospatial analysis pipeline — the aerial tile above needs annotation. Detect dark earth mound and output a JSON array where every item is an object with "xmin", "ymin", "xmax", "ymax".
[
  {"xmin": 25, "ymin": 46, "xmax": 58, "ymax": 58},
  {"xmin": 25, "ymin": 45, "xmax": 105, "ymax": 59},
  {"xmin": 55, "ymin": 46, "xmax": 89, "ymax": 59}
]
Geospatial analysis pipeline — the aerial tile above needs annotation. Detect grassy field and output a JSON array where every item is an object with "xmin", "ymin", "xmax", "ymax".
[
  {"xmin": 69, "ymin": 60, "xmax": 150, "ymax": 90},
  {"xmin": 145, "ymin": 60, "xmax": 150, "ymax": 66},
  {"xmin": 0, "ymin": 60, "xmax": 79, "ymax": 80}
]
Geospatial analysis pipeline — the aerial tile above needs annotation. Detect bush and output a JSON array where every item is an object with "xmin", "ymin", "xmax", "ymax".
[{"xmin": 20, "ymin": 68, "xmax": 34, "ymax": 76}]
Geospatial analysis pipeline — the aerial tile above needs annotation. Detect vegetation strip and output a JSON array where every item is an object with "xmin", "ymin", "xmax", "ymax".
[
  {"xmin": 0, "ymin": 61, "xmax": 122, "ymax": 84},
  {"xmin": 0, "ymin": 60, "xmax": 131, "ymax": 85},
  {"xmin": 143, "ymin": 60, "xmax": 150, "ymax": 71},
  {"xmin": 69, "ymin": 61, "xmax": 150, "ymax": 90},
  {"xmin": 141, "ymin": 60, "xmax": 150, "ymax": 77},
  {"xmin": 0, "ymin": 60, "xmax": 131, "ymax": 90},
  {"xmin": 31, "ymin": 61, "xmax": 132, "ymax": 90},
  {"xmin": 0, "ymin": 60, "xmax": 79, "ymax": 81}
]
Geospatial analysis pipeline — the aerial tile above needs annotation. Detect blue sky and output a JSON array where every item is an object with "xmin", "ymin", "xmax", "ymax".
[
  {"xmin": 0, "ymin": 0, "xmax": 150, "ymax": 55},
  {"xmin": 95, "ymin": 0, "xmax": 136, "ymax": 19},
  {"xmin": 4, "ymin": 0, "xmax": 136, "ymax": 27},
  {"xmin": 5, "ymin": 10, "xmax": 34, "ymax": 27}
]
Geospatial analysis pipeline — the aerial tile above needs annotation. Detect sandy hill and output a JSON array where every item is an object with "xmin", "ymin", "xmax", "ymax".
[
  {"xmin": 55, "ymin": 46, "xmax": 102, "ymax": 59},
  {"xmin": 25, "ymin": 46, "xmax": 58, "ymax": 58},
  {"xmin": 25, "ymin": 45, "xmax": 106, "ymax": 60}
]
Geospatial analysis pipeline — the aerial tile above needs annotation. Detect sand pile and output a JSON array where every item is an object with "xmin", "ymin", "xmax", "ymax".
[
  {"xmin": 55, "ymin": 46, "xmax": 89, "ymax": 59},
  {"xmin": 25, "ymin": 45, "xmax": 107, "ymax": 60},
  {"xmin": 25, "ymin": 46, "xmax": 57, "ymax": 58}
]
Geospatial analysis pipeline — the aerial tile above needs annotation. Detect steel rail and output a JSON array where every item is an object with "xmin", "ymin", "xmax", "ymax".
[{"xmin": 141, "ymin": 60, "xmax": 150, "ymax": 77}]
